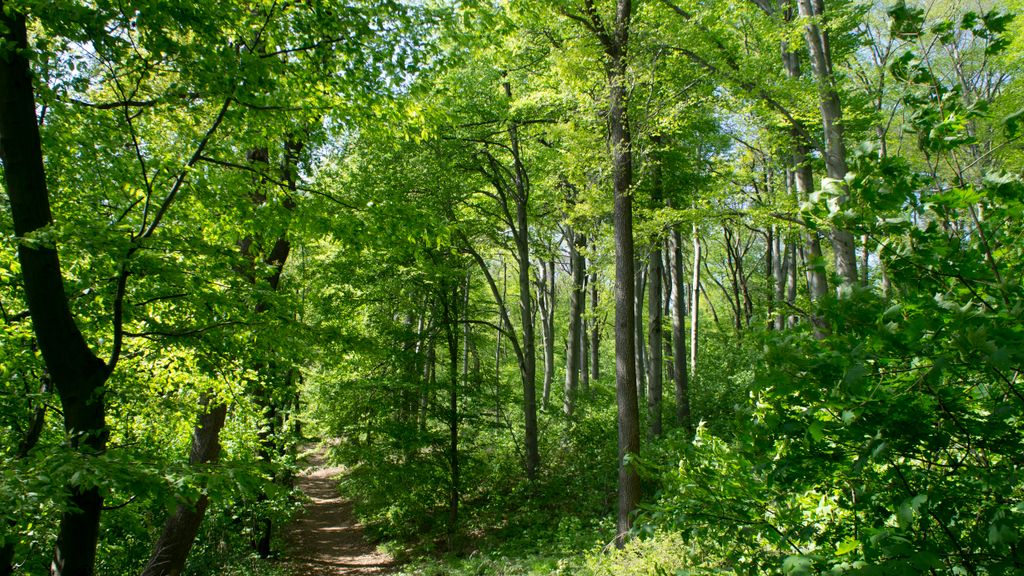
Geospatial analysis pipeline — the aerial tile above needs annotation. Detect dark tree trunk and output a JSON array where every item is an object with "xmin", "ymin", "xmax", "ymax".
[
  {"xmin": 140, "ymin": 400, "xmax": 228, "ymax": 576},
  {"xmin": 598, "ymin": 0, "xmax": 641, "ymax": 546},
  {"xmin": 443, "ymin": 279, "xmax": 462, "ymax": 537},
  {"xmin": 564, "ymin": 229, "xmax": 586, "ymax": 416},
  {"xmin": 580, "ymin": 254, "xmax": 590, "ymax": 395},
  {"xmin": 647, "ymin": 243, "xmax": 663, "ymax": 438},
  {"xmin": 1, "ymin": 8, "xmax": 111, "ymax": 575},
  {"xmin": 589, "ymin": 269, "xmax": 600, "ymax": 381},
  {"xmin": 499, "ymin": 78, "xmax": 540, "ymax": 479}
]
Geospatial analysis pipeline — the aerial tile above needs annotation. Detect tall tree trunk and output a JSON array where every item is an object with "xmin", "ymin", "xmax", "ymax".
[
  {"xmin": 690, "ymin": 226, "xmax": 701, "ymax": 379},
  {"xmin": 786, "ymin": 239, "xmax": 798, "ymax": 327},
  {"xmin": 140, "ymin": 400, "xmax": 228, "ymax": 576},
  {"xmin": 494, "ymin": 260, "xmax": 504, "ymax": 425},
  {"xmin": 537, "ymin": 258, "xmax": 554, "ymax": 411},
  {"xmin": 422, "ymin": 336, "xmax": 435, "ymax": 433},
  {"xmin": 780, "ymin": 17, "xmax": 829, "ymax": 303},
  {"xmin": 442, "ymin": 281, "xmax": 461, "ymax": 538},
  {"xmin": 580, "ymin": 261, "xmax": 590, "ymax": 395},
  {"xmin": 772, "ymin": 226, "xmax": 786, "ymax": 330},
  {"xmin": 502, "ymin": 78, "xmax": 540, "ymax": 479},
  {"xmin": 634, "ymin": 266, "xmax": 646, "ymax": 402},
  {"xmin": 797, "ymin": 0, "xmax": 858, "ymax": 287},
  {"xmin": 589, "ymin": 269, "xmax": 600, "ymax": 381},
  {"xmin": 581, "ymin": 315, "xmax": 590, "ymax": 394},
  {"xmin": 669, "ymin": 227, "xmax": 690, "ymax": 432},
  {"xmin": 564, "ymin": 229, "xmax": 586, "ymax": 416},
  {"xmin": 600, "ymin": 0, "xmax": 641, "ymax": 545},
  {"xmin": 1, "ymin": 9, "xmax": 111, "ymax": 575},
  {"xmin": 647, "ymin": 243, "xmax": 663, "ymax": 438},
  {"xmin": 547, "ymin": 259, "xmax": 556, "ymax": 397},
  {"xmin": 512, "ymin": 165, "xmax": 539, "ymax": 482},
  {"xmin": 236, "ymin": 143, "xmax": 298, "ymax": 561},
  {"xmin": 723, "ymin": 226, "xmax": 743, "ymax": 332}
]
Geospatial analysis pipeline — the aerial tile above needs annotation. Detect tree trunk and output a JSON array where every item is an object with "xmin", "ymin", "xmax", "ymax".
[
  {"xmin": 444, "ymin": 278, "xmax": 463, "ymax": 537},
  {"xmin": 512, "ymin": 160, "xmax": 539, "ymax": 483},
  {"xmin": 140, "ymin": 400, "xmax": 228, "ymax": 576},
  {"xmin": 773, "ymin": 227, "xmax": 786, "ymax": 330},
  {"xmin": 647, "ymin": 243, "xmax": 663, "ymax": 438},
  {"xmin": 236, "ymin": 143, "xmax": 298, "ymax": 561},
  {"xmin": 1, "ymin": 9, "xmax": 111, "ymax": 575},
  {"xmin": 797, "ymin": 0, "xmax": 858, "ymax": 287},
  {"xmin": 634, "ymin": 266, "xmax": 646, "ymax": 403},
  {"xmin": 860, "ymin": 234, "xmax": 869, "ymax": 287},
  {"xmin": 564, "ymin": 229, "xmax": 586, "ymax": 416},
  {"xmin": 538, "ymin": 258, "xmax": 554, "ymax": 411},
  {"xmin": 589, "ymin": 269, "xmax": 600, "ymax": 381},
  {"xmin": 603, "ymin": 0, "xmax": 641, "ymax": 545},
  {"xmin": 690, "ymin": 226, "xmax": 701, "ymax": 380},
  {"xmin": 786, "ymin": 239, "xmax": 798, "ymax": 327},
  {"xmin": 580, "ymin": 261, "xmax": 590, "ymax": 395},
  {"xmin": 669, "ymin": 227, "xmax": 691, "ymax": 432},
  {"xmin": 501, "ymin": 78, "xmax": 540, "ymax": 479},
  {"xmin": 780, "ymin": 20, "xmax": 830, "ymax": 304}
]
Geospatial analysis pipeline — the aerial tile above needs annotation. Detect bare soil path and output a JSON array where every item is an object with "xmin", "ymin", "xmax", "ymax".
[{"xmin": 284, "ymin": 448, "xmax": 394, "ymax": 575}]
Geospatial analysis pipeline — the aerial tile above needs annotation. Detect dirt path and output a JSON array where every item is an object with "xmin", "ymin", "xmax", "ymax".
[{"xmin": 284, "ymin": 449, "xmax": 394, "ymax": 575}]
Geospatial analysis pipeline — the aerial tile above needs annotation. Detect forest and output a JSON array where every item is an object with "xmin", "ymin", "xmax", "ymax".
[{"xmin": 1, "ymin": 0, "xmax": 1022, "ymax": 574}]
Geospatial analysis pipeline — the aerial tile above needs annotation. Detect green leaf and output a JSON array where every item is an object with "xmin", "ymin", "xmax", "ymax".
[
  {"xmin": 836, "ymin": 538, "xmax": 859, "ymax": 556},
  {"xmin": 1004, "ymin": 109, "xmax": 1024, "ymax": 138}
]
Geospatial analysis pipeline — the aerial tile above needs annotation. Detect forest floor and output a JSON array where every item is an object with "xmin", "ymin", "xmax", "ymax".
[{"xmin": 283, "ymin": 448, "xmax": 395, "ymax": 575}]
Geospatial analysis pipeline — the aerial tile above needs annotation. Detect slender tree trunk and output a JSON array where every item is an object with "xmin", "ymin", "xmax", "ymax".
[
  {"xmin": 580, "ymin": 260, "xmax": 590, "ymax": 395},
  {"xmin": 786, "ymin": 239, "xmax": 798, "ymax": 327},
  {"xmin": 494, "ymin": 259, "xmax": 504, "ymax": 425},
  {"xmin": 564, "ymin": 229, "xmax": 585, "ymax": 416},
  {"xmin": 546, "ymin": 259, "xmax": 556, "ymax": 396},
  {"xmin": 503, "ymin": 79, "xmax": 540, "ymax": 479},
  {"xmin": 647, "ymin": 242, "xmax": 663, "ymax": 438},
  {"xmin": 860, "ymin": 234, "xmax": 869, "ymax": 287},
  {"xmin": 422, "ymin": 337, "xmax": 435, "ymax": 432},
  {"xmin": 773, "ymin": 227, "xmax": 786, "ymax": 330},
  {"xmin": 669, "ymin": 227, "xmax": 690, "ymax": 432},
  {"xmin": 634, "ymin": 266, "xmax": 646, "ymax": 402},
  {"xmin": 589, "ymin": 269, "xmax": 600, "ymax": 381},
  {"xmin": 581, "ymin": 314, "xmax": 590, "ymax": 394},
  {"xmin": 690, "ymin": 226, "xmax": 701, "ymax": 379},
  {"xmin": 442, "ymin": 281, "xmax": 461, "ymax": 537},
  {"xmin": 514, "ymin": 178, "xmax": 539, "ymax": 482},
  {"xmin": 723, "ymin": 227, "xmax": 743, "ymax": 332},
  {"xmin": 538, "ymin": 259, "xmax": 554, "ymax": 411},
  {"xmin": 1, "ymin": 9, "xmax": 111, "ymax": 575}
]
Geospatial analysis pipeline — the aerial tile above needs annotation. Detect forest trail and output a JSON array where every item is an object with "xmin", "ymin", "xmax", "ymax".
[{"xmin": 284, "ymin": 448, "xmax": 395, "ymax": 575}]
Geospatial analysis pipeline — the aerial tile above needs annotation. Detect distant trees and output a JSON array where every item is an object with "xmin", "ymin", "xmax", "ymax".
[{"xmin": 2, "ymin": 0, "xmax": 1022, "ymax": 572}]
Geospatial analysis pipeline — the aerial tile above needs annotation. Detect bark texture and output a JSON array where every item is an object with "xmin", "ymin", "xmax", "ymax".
[
  {"xmin": 564, "ymin": 230, "xmax": 586, "ymax": 416},
  {"xmin": 140, "ymin": 401, "xmax": 228, "ymax": 576},
  {"xmin": 0, "ymin": 8, "xmax": 110, "ymax": 575}
]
